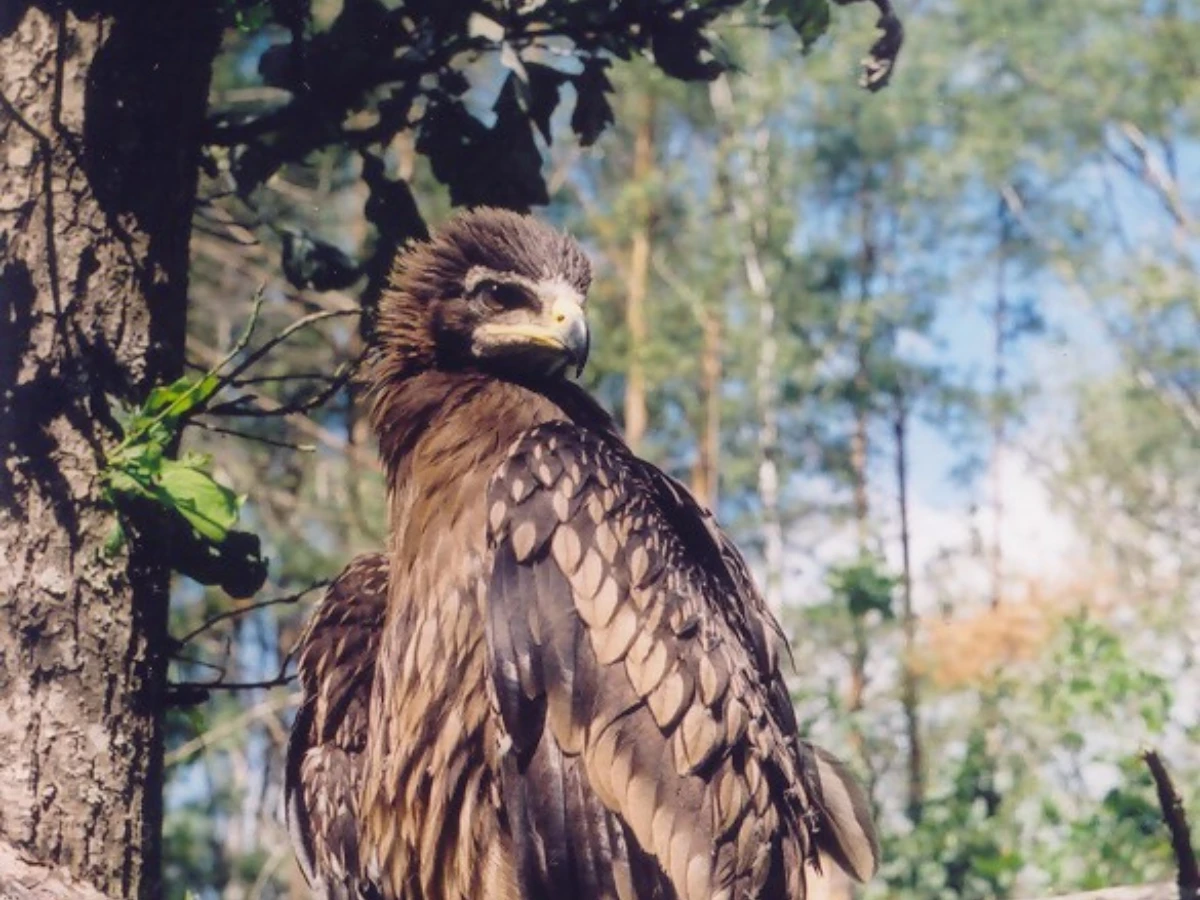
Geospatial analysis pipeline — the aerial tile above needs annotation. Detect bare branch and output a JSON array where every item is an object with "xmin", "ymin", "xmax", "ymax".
[
  {"xmin": 206, "ymin": 360, "xmax": 356, "ymax": 418},
  {"xmin": 1116, "ymin": 121, "xmax": 1196, "ymax": 233},
  {"xmin": 165, "ymin": 692, "xmax": 299, "ymax": 768},
  {"xmin": 170, "ymin": 673, "xmax": 295, "ymax": 694},
  {"xmin": 1142, "ymin": 748, "xmax": 1200, "ymax": 893},
  {"xmin": 999, "ymin": 183, "xmax": 1200, "ymax": 436},
  {"xmin": 191, "ymin": 420, "xmax": 317, "ymax": 452},
  {"xmin": 220, "ymin": 307, "xmax": 359, "ymax": 387},
  {"xmin": 189, "ymin": 339, "xmax": 382, "ymax": 473},
  {"xmin": 230, "ymin": 371, "xmax": 343, "ymax": 386},
  {"xmin": 175, "ymin": 580, "xmax": 329, "ymax": 647}
]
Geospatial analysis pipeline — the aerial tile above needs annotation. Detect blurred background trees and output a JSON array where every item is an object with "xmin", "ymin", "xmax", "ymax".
[{"xmin": 125, "ymin": 0, "xmax": 1200, "ymax": 896}]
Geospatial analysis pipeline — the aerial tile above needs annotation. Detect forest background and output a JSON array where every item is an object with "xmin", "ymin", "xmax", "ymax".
[{"xmin": 3, "ymin": 0, "xmax": 1196, "ymax": 898}]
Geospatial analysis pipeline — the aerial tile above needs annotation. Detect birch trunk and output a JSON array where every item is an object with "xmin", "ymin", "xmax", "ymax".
[{"xmin": 709, "ymin": 75, "xmax": 783, "ymax": 610}]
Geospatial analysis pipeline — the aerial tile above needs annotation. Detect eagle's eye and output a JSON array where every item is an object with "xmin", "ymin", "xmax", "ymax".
[{"xmin": 475, "ymin": 280, "xmax": 529, "ymax": 313}]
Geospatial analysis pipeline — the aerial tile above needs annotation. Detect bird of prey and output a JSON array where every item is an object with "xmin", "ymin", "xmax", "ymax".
[{"xmin": 286, "ymin": 208, "xmax": 879, "ymax": 900}]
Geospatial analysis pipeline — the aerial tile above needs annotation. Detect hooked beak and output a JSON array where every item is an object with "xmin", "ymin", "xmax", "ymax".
[
  {"xmin": 473, "ymin": 294, "xmax": 590, "ymax": 377},
  {"xmin": 551, "ymin": 294, "xmax": 590, "ymax": 376}
]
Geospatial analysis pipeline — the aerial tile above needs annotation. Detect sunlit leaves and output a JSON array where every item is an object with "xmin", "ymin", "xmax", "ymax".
[
  {"xmin": 154, "ymin": 457, "xmax": 242, "ymax": 544},
  {"xmin": 105, "ymin": 375, "xmax": 234, "ymax": 541},
  {"xmin": 102, "ymin": 360, "xmax": 268, "ymax": 598}
]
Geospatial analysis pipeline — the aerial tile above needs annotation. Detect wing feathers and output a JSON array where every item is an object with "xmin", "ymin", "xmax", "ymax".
[
  {"xmin": 286, "ymin": 552, "xmax": 389, "ymax": 900},
  {"xmin": 486, "ymin": 421, "xmax": 879, "ymax": 900},
  {"xmin": 809, "ymin": 744, "xmax": 882, "ymax": 883}
]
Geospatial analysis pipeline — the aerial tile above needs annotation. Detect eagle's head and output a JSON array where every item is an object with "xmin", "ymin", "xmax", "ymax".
[{"xmin": 375, "ymin": 208, "xmax": 592, "ymax": 380}]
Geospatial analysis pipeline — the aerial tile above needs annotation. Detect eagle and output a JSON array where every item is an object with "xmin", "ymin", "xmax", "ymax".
[{"xmin": 285, "ymin": 208, "xmax": 879, "ymax": 900}]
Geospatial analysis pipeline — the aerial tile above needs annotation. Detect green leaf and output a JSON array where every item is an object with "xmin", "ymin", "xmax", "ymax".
[
  {"xmin": 179, "ymin": 451, "xmax": 215, "ymax": 469},
  {"xmin": 106, "ymin": 468, "xmax": 152, "ymax": 498},
  {"xmin": 154, "ymin": 460, "xmax": 241, "ymax": 543},
  {"xmin": 143, "ymin": 374, "xmax": 220, "ymax": 422}
]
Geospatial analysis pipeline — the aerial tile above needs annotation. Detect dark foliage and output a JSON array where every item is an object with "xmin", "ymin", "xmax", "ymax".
[{"xmin": 209, "ymin": 0, "xmax": 901, "ymax": 298}]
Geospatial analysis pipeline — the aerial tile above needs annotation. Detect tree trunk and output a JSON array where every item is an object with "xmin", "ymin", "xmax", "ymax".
[
  {"xmin": 623, "ymin": 92, "xmax": 654, "ymax": 451},
  {"xmin": 690, "ymin": 306, "xmax": 721, "ymax": 509},
  {"xmin": 894, "ymin": 399, "xmax": 924, "ymax": 822},
  {"xmin": 0, "ymin": 4, "xmax": 219, "ymax": 897},
  {"xmin": 990, "ymin": 194, "xmax": 1011, "ymax": 608},
  {"xmin": 847, "ymin": 342, "xmax": 871, "ymax": 715},
  {"xmin": 708, "ymin": 75, "xmax": 783, "ymax": 610},
  {"xmin": 846, "ymin": 178, "xmax": 877, "ymax": 719}
]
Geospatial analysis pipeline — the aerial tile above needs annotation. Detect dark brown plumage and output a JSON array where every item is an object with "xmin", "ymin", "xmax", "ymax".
[
  {"xmin": 287, "ymin": 553, "xmax": 387, "ymax": 900},
  {"xmin": 286, "ymin": 208, "xmax": 879, "ymax": 900}
]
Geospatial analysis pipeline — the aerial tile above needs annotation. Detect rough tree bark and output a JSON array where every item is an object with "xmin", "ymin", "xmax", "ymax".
[{"xmin": 0, "ymin": 4, "xmax": 219, "ymax": 897}]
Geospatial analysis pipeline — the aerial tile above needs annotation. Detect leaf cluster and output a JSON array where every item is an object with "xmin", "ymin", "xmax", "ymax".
[
  {"xmin": 101, "ymin": 299, "xmax": 284, "ymax": 599},
  {"xmin": 104, "ymin": 374, "xmax": 270, "ymax": 600}
]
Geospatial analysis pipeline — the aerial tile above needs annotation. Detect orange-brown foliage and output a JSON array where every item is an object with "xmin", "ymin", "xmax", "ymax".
[{"xmin": 915, "ymin": 571, "xmax": 1118, "ymax": 691}]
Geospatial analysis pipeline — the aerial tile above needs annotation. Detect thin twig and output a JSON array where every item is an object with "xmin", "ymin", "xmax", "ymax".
[
  {"xmin": 1116, "ymin": 121, "xmax": 1196, "ymax": 233},
  {"xmin": 217, "ymin": 285, "xmax": 268, "ymax": 371},
  {"xmin": 165, "ymin": 692, "xmax": 299, "ymax": 767},
  {"xmin": 1142, "ymin": 748, "xmax": 1200, "ymax": 893},
  {"xmin": 192, "ymin": 419, "xmax": 317, "ymax": 452},
  {"xmin": 230, "ymin": 371, "xmax": 341, "ymax": 386},
  {"xmin": 206, "ymin": 359, "xmax": 356, "ymax": 418},
  {"xmin": 176, "ymin": 580, "xmax": 329, "ymax": 646},
  {"xmin": 221, "ymin": 307, "xmax": 359, "ymax": 386},
  {"xmin": 189, "ymin": 340, "xmax": 382, "ymax": 472},
  {"xmin": 168, "ymin": 653, "xmax": 226, "ymax": 674},
  {"xmin": 181, "ymin": 674, "xmax": 295, "ymax": 691}
]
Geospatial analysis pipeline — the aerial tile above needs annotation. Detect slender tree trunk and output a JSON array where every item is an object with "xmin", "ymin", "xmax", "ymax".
[
  {"xmin": 990, "ymin": 195, "xmax": 1011, "ymax": 608},
  {"xmin": 848, "ymin": 346, "xmax": 871, "ymax": 717},
  {"xmin": 753, "ymin": 224, "xmax": 783, "ymax": 611},
  {"xmin": 894, "ymin": 399, "xmax": 924, "ymax": 822},
  {"xmin": 709, "ymin": 75, "xmax": 783, "ymax": 609},
  {"xmin": 851, "ymin": 375, "xmax": 871, "ymax": 550},
  {"xmin": 623, "ymin": 92, "xmax": 654, "ymax": 451},
  {"xmin": 745, "ymin": 124, "xmax": 783, "ymax": 613},
  {"xmin": 847, "ymin": 391, "xmax": 870, "ymax": 719},
  {"xmin": 0, "ymin": 5, "xmax": 219, "ymax": 896},
  {"xmin": 851, "ymin": 185, "xmax": 875, "ymax": 553},
  {"xmin": 846, "ymin": 187, "xmax": 875, "ymax": 776},
  {"xmin": 690, "ymin": 306, "xmax": 722, "ymax": 509}
]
